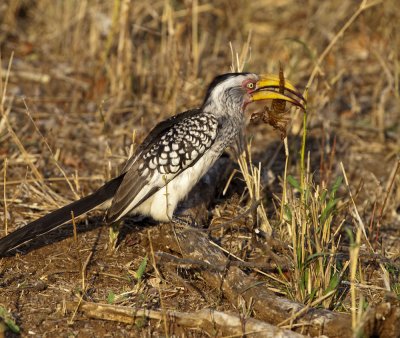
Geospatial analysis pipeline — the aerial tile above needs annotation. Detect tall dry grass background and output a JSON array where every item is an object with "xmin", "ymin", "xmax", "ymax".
[{"xmin": 0, "ymin": 0, "xmax": 399, "ymax": 336}]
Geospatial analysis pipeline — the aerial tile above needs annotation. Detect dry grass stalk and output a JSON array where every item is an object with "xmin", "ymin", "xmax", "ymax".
[
  {"xmin": 375, "ymin": 160, "xmax": 400, "ymax": 239},
  {"xmin": 348, "ymin": 222, "xmax": 362, "ymax": 331},
  {"xmin": 2, "ymin": 158, "xmax": 7, "ymax": 235},
  {"xmin": 284, "ymin": 168, "xmax": 347, "ymax": 308},
  {"xmin": 305, "ymin": 0, "xmax": 383, "ymax": 89},
  {"xmin": 147, "ymin": 229, "xmax": 169, "ymax": 337},
  {"xmin": 237, "ymin": 146, "xmax": 272, "ymax": 234},
  {"xmin": 228, "ymin": 39, "xmax": 272, "ymax": 233},
  {"xmin": 23, "ymin": 100, "xmax": 80, "ymax": 200}
]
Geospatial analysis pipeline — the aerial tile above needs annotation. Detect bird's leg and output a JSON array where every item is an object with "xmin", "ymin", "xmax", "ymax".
[{"xmin": 108, "ymin": 220, "xmax": 123, "ymax": 251}]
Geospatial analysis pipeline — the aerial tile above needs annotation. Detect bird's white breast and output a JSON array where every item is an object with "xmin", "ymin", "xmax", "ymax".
[{"xmin": 132, "ymin": 148, "xmax": 219, "ymax": 221}]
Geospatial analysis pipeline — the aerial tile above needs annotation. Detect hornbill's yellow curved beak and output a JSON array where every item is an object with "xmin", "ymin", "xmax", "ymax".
[{"xmin": 250, "ymin": 74, "xmax": 305, "ymax": 110}]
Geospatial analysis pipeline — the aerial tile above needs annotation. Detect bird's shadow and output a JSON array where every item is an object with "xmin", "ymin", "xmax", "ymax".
[
  {"xmin": 2, "ymin": 214, "xmax": 160, "ymax": 257},
  {"xmin": 3, "ymin": 216, "xmax": 105, "ymax": 257}
]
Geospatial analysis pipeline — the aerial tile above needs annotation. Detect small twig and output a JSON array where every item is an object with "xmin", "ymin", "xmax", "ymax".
[
  {"xmin": 340, "ymin": 162, "xmax": 371, "ymax": 248},
  {"xmin": 69, "ymin": 249, "xmax": 95, "ymax": 325},
  {"xmin": 3, "ymin": 158, "xmax": 8, "ymax": 235},
  {"xmin": 1, "ymin": 52, "xmax": 13, "ymax": 107},
  {"xmin": 207, "ymin": 237, "xmax": 287, "ymax": 285},
  {"xmin": 341, "ymin": 281, "xmax": 390, "ymax": 291},
  {"xmin": 278, "ymin": 290, "xmax": 336, "ymax": 328},
  {"xmin": 0, "ymin": 68, "xmax": 50, "ymax": 83},
  {"xmin": 375, "ymin": 160, "xmax": 400, "ymax": 240},
  {"xmin": 68, "ymin": 294, "xmax": 84, "ymax": 325},
  {"xmin": 71, "ymin": 211, "xmax": 78, "ymax": 243},
  {"xmin": 68, "ymin": 250, "xmax": 93, "ymax": 326},
  {"xmin": 156, "ymin": 251, "xmax": 286, "ymax": 272},
  {"xmin": 156, "ymin": 252, "xmax": 223, "ymax": 271},
  {"xmin": 81, "ymin": 251, "xmax": 93, "ymax": 291},
  {"xmin": 148, "ymin": 229, "xmax": 169, "ymax": 338}
]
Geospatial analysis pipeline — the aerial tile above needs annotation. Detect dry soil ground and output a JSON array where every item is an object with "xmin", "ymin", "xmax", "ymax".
[{"xmin": 0, "ymin": 1, "xmax": 399, "ymax": 337}]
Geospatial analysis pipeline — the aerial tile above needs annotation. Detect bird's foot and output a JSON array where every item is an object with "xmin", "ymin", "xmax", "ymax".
[{"xmin": 171, "ymin": 215, "xmax": 198, "ymax": 228}]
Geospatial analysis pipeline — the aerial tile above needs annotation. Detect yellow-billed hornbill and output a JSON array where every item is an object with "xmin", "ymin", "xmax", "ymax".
[{"xmin": 0, "ymin": 72, "xmax": 305, "ymax": 256}]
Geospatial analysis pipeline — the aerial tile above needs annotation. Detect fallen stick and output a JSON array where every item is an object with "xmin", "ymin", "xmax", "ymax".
[
  {"xmin": 152, "ymin": 224, "xmax": 400, "ymax": 337},
  {"xmin": 65, "ymin": 300, "xmax": 307, "ymax": 337},
  {"xmin": 151, "ymin": 225, "xmax": 352, "ymax": 337}
]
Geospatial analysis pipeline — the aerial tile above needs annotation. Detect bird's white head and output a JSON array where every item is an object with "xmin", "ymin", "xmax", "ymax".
[{"xmin": 202, "ymin": 72, "xmax": 304, "ymax": 117}]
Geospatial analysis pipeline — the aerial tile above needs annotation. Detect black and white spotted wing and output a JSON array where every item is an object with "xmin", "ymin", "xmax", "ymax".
[{"xmin": 106, "ymin": 109, "xmax": 219, "ymax": 223}]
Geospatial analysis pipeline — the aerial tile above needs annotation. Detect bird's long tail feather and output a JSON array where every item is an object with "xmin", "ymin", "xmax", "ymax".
[{"xmin": 0, "ymin": 175, "xmax": 124, "ymax": 256}]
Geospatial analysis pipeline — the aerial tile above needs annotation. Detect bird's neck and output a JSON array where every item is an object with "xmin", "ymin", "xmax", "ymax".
[
  {"xmin": 202, "ymin": 102, "xmax": 244, "ymax": 148},
  {"xmin": 202, "ymin": 100, "xmax": 244, "ymax": 122}
]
